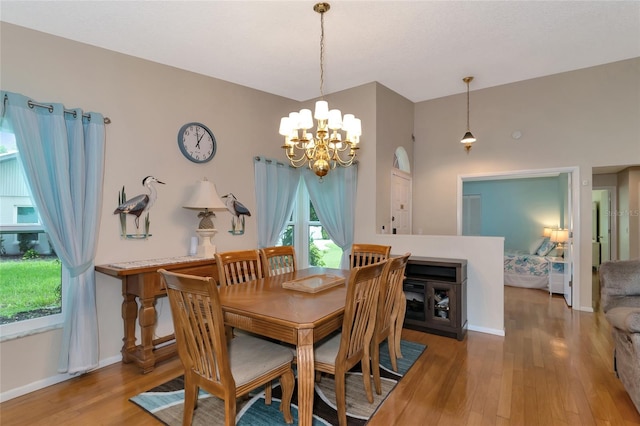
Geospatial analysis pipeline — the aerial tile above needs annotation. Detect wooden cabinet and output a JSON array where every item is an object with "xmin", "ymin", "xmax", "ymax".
[
  {"xmin": 96, "ymin": 256, "xmax": 217, "ymax": 373},
  {"xmin": 402, "ymin": 256, "xmax": 467, "ymax": 340}
]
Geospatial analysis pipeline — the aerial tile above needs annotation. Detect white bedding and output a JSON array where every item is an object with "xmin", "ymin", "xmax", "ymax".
[{"xmin": 504, "ymin": 250, "xmax": 550, "ymax": 289}]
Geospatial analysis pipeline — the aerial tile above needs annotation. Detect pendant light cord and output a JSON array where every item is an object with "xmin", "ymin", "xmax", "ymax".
[{"xmin": 466, "ymin": 81, "xmax": 470, "ymax": 131}]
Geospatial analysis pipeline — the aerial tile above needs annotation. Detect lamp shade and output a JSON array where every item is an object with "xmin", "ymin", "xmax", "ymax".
[
  {"xmin": 550, "ymin": 229, "xmax": 569, "ymax": 244},
  {"xmin": 461, "ymin": 131, "xmax": 476, "ymax": 144},
  {"xmin": 542, "ymin": 227, "xmax": 554, "ymax": 238},
  {"xmin": 183, "ymin": 178, "xmax": 226, "ymax": 210}
]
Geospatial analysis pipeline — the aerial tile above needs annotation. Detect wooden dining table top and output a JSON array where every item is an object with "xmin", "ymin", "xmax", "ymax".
[{"xmin": 217, "ymin": 266, "xmax": 350, "ymax": 331}]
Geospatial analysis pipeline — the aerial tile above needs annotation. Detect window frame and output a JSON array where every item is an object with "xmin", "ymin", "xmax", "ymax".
[{"xmin": 0, "ymin": 131, "xmax": 64, "ymax": 339}]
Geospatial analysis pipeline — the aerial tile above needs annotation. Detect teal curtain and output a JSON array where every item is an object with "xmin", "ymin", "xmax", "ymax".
[
  {"xmin": 1, "ymin": 91, "xmax": 105, "ymax": 375},
  {"xmin": 302, "ymin": 165, "xmax": 357, "ymax": 268},
  {"xmin": 254, "ymin": 156, "xmax": 300, "ymax": 247}
]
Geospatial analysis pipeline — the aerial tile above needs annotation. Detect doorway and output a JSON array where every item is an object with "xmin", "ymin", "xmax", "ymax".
[
  {"xmin": 457, "ymin": 166, "xmax": 580, "ymax": 309},
  {"xmin": 592, "ymin": 188, "xmax": 616, "ymax": 268}
]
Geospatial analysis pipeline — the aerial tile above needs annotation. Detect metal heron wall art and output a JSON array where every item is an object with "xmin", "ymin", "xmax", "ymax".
[
  {"xmin": 221, "ymin": 193, "xmax": 251, "ymax": 235},
  {"xmin": 114, "ymin": 176, "xmax": 165, "ymax": 239}
]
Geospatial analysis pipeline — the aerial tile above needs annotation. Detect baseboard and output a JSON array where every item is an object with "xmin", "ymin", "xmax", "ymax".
[
  {"xmin": 468, "ymin": 324, "xmax": 505, "ymax": 337},
  {"xmin": 0, "ymin": 354, "xmax": 122, "ymax": 403}
]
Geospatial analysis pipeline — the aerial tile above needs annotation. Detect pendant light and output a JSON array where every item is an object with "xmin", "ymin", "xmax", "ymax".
[{"xmin": 461, "ymin": 76, "xmax": 476, "ymax": 153}]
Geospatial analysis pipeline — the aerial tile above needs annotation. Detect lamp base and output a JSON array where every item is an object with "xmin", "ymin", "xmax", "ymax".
[{"xmin": 195, "ymin": 228, "xmax": 218, "ymax": 258}]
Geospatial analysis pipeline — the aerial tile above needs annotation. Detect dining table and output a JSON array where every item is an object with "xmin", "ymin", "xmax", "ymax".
[{"xmin": 217, "ymin": 266, "xmax": 351, "ymax": 426}]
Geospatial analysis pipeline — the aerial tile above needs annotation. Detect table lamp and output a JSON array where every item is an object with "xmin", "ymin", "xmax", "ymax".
[
  {"xmin": 183, "ymin": 178, "xmax": 227, "ymax": 257},
  {"xmin": 550, "ymin": 228, "xmax": 569, "ymax": 258}
]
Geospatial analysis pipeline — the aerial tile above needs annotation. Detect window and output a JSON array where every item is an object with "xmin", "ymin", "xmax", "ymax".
[
  {"xmin": 278, "ymin": 182, "xmax": 342, "ymax": 268},
  {"xmin": 0, "ymin": 131, "xmax": 62, "ymax": 336}
]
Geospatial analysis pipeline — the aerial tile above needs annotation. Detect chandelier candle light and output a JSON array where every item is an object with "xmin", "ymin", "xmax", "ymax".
[{"xmin": 279, "ymin": 2, "xmax": 361, "ymax": 179}]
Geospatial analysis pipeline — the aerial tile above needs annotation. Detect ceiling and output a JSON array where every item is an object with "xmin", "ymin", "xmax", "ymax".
[{"xmin": 1, "ymin": 1, "xmax": 639, "ymax": 103}]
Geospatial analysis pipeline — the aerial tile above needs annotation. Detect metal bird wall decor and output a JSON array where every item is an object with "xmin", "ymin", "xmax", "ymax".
[
  {"xmin": 221, "ymin": 193, "xmax": 251, "ymax": 235},
  {"xmin": 114, "ymin": 176, "xmax": 165, "ymax": 239}
]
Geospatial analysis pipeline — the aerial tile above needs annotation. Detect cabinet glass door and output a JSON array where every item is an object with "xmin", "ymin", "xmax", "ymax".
[
  {"xmin": 428, "ymin": 282, "xmax": 457, "ymax": 327},
  {"xmin": 403, "ymin": 280, "xmax": 426, "ymax": 323}
]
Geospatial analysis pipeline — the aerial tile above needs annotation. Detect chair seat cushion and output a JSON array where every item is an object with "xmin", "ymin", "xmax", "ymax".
[
  {"xmin": 229, "ymin": 335, "xmax": 294, "ymax": 386},
  {"xmin": 314, "ymin": 332, "xmax": 342, "ymax": 365},
  {"xmin": 606, "ymin": 307, "xmax": 640, "ymax": 333}
]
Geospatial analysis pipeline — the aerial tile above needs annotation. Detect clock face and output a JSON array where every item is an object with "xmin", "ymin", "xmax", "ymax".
[{"xmin": 178, "ymin": 122, "xmax": 216, "ymax": 163}]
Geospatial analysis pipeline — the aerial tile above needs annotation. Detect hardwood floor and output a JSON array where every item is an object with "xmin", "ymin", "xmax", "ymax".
[{"xmin": 2, "ymin": 285, "xmax": 639, "ymax": 425}]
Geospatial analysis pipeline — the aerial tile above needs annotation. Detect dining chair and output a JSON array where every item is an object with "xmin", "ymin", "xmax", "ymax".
[
  {"xmin": 371, "ymin": 253, "xmax": 411, "ymax": 395},
  {"xmin": 313, "ymin": 260, "xmax": 388, "ymax": 426},
  {"xmin": 260, "ymin": 245, "xmax": 297, "ymax": 277},
  {"xmin": 215, "ymin": 249, "xmax": 263, "ymax": 286},
  {"xmin": 158, "ymin": 269, "xmax": 295, "ymax": 426},
  {"xmin": 350, "ymin": 243, "xmax": 391, "ymax": 268}
]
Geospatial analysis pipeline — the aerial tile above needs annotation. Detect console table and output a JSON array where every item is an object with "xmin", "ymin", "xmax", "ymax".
[{"xmin": 95, "ymin": 256, "xmax": 217, "ymax": 373}]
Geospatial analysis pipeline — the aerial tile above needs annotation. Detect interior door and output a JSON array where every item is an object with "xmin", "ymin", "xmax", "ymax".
[
  {"xmin": 390, "ymin": 169, "xmax": 412, "ymax": 234},
  {"xmin": 598, "ymin": 190, "xmax": 611, "ymax": 262},
  {"xmin": 563, "ymin": 172, "xmax": 573, "ymax": 307}
]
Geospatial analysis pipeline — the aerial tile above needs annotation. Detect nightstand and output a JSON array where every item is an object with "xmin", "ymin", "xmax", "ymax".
[{"xmin": 548, "ymin": 256, "xmax": 567, "ymax": 295}]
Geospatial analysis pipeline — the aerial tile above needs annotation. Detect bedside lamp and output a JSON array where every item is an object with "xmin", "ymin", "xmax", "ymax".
[
  {"xmin": 550, "ymin": 228, "xmax": 569, "ymax": 258},
  {"xmin": 183, "ymin": 178, "xmax": 227, "ymax": 257},
  {"xmin": 542, "ymin": 226, "xmax": 554, "ymax": 238}
]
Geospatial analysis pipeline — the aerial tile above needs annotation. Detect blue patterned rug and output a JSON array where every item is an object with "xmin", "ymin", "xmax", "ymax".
[{"xmin": 130, "ymin": 340, "xmax": 426, "ymax": 425}]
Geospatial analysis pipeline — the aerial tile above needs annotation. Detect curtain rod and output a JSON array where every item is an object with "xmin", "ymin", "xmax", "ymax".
[
  {"xmin": 27, "ymin": 100, "xmax": 111, "ymax": 124},
  {"xmin": 2, "ymin": 94, "xmax": 111, "ymax": 124}
]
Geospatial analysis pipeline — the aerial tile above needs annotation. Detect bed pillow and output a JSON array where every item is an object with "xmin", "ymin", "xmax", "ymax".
[
  {"xmin": 536, "ymin": 240, "xmax": 556, "ymax": 256},
  {"xmin": 528, "ymin": 237, "xmax": 546, "ymax": 255}
]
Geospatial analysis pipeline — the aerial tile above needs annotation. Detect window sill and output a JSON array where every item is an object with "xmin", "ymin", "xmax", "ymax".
[{"xmin": 0, "ymin": 315, "xmax": 63, "ymax": 342}]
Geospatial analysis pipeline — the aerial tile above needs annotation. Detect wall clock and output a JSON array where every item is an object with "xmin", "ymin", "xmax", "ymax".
[{"xmin": 177, "ymin": 122, "xmax": 217, "ymax": 163}]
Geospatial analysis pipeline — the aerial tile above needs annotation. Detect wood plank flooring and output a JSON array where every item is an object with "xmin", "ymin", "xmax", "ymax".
[{"xmin": 2, "ymin": 285, "xmax": 639, "ymax": 425}]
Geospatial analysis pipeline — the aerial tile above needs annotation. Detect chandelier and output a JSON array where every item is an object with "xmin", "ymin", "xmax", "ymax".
[{"xmin": 278, "ymin": 2, "xmax": 361, "ymax": 178}]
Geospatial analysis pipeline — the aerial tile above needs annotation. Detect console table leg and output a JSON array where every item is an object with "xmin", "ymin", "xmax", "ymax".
[
  {"xmin": 121, "ymin": 288, "xmax": 138, "ymax": 364},
  {"xmin": 138, "ymin": 296, "xmax": 157, "ymax": 373}
]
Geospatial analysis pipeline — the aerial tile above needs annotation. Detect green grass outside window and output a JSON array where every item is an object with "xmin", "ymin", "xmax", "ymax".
[{"xmin": 0, "ymin": 258, "xmax": 62, "ymax": 320}]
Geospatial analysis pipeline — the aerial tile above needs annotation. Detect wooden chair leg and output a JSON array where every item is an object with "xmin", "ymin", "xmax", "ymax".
[
  {"xmin": 280, "ymin": 369, "xmax": 295, "ymax": 424},
  {"xmin": 394, "ymin": 299, "xmax": 406, "ymax": 360},
  {"xmin": 361, "ymin": 349, "xmax": 374, "ymax": 404},
  {"xmin": 388, "ymin": 334, "xmax": 398, "ymax": 372},
  {"xmin": 224, "ymin": 396, "xmax": 237, "ymax": 426},
  {"xmin": 371, "ymin": 338, "xmax": 382, "ymax": 395},
  {"xmin": 335, "ymin": 371, "xmax": 348, "ymax": 426},
  {"xmin": 183, "ymin": 380, "xmax": 197, "ymax": 426},
  {"xmin": 264, "ymin": 380, "xmax": 272, "ymax": 405}
]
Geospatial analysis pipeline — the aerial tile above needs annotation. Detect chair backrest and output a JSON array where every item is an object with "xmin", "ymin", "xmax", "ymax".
[
  {"xmin": 215, "ymin": 249, "xmax": 263, "ymax": 286},
  {"xmin": 260, "ymin": 245, "xmax": 297, "ymax": 277},
  {"xmin": 158, "ymin": 269, "xmax": 233, "ymax": 389},
  {"xmin": 337, "ymin": 260, "xmax": 387, "ymax": 369},
  {"xmin": 375, "ymin": 253, "xmax": 411, "ymax": 342},
  {"xmin": 350, "ymin": 243, "xmax": 391, "ymax": 268}
]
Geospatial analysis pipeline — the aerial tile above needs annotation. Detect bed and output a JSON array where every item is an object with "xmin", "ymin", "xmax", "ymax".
[
  {"xmin": 504, "ymin": 251, "xmax": 551, "ymax": 289},
  {"xmin": 504, "ymin": 237, "xmax": 557, "ymax": 290}
]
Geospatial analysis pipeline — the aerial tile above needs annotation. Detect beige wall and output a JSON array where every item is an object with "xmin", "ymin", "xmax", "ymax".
[
  {"xmin": 411, "ymin": 58, "xmax": 640, "ymax": 313},
  {"xmin": 374, "ymin": 84, "xmax": 414, "ymax": 232},
  {"xmin": 3, "ymin": 21, "xmax": 636, "ymax": 400},
  {"xmin": 0, "ymin": 22, "xmax": 298, "ymax": 396}
]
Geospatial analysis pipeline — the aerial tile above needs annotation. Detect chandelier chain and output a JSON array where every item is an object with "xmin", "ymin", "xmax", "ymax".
[{"xmin": 319, "ymin": 10, "xmax": 325, "ymax": 99}]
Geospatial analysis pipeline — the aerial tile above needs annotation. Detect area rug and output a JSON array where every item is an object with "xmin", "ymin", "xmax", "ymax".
[{"xmin": 130, "ymin": 340, "xmax": 426, "ymax": 426}]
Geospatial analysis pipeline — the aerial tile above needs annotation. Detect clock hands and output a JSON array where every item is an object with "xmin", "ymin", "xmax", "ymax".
[{"xmin": 195, "ymin": 127, "xmax": 205, "ymax": 149}]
